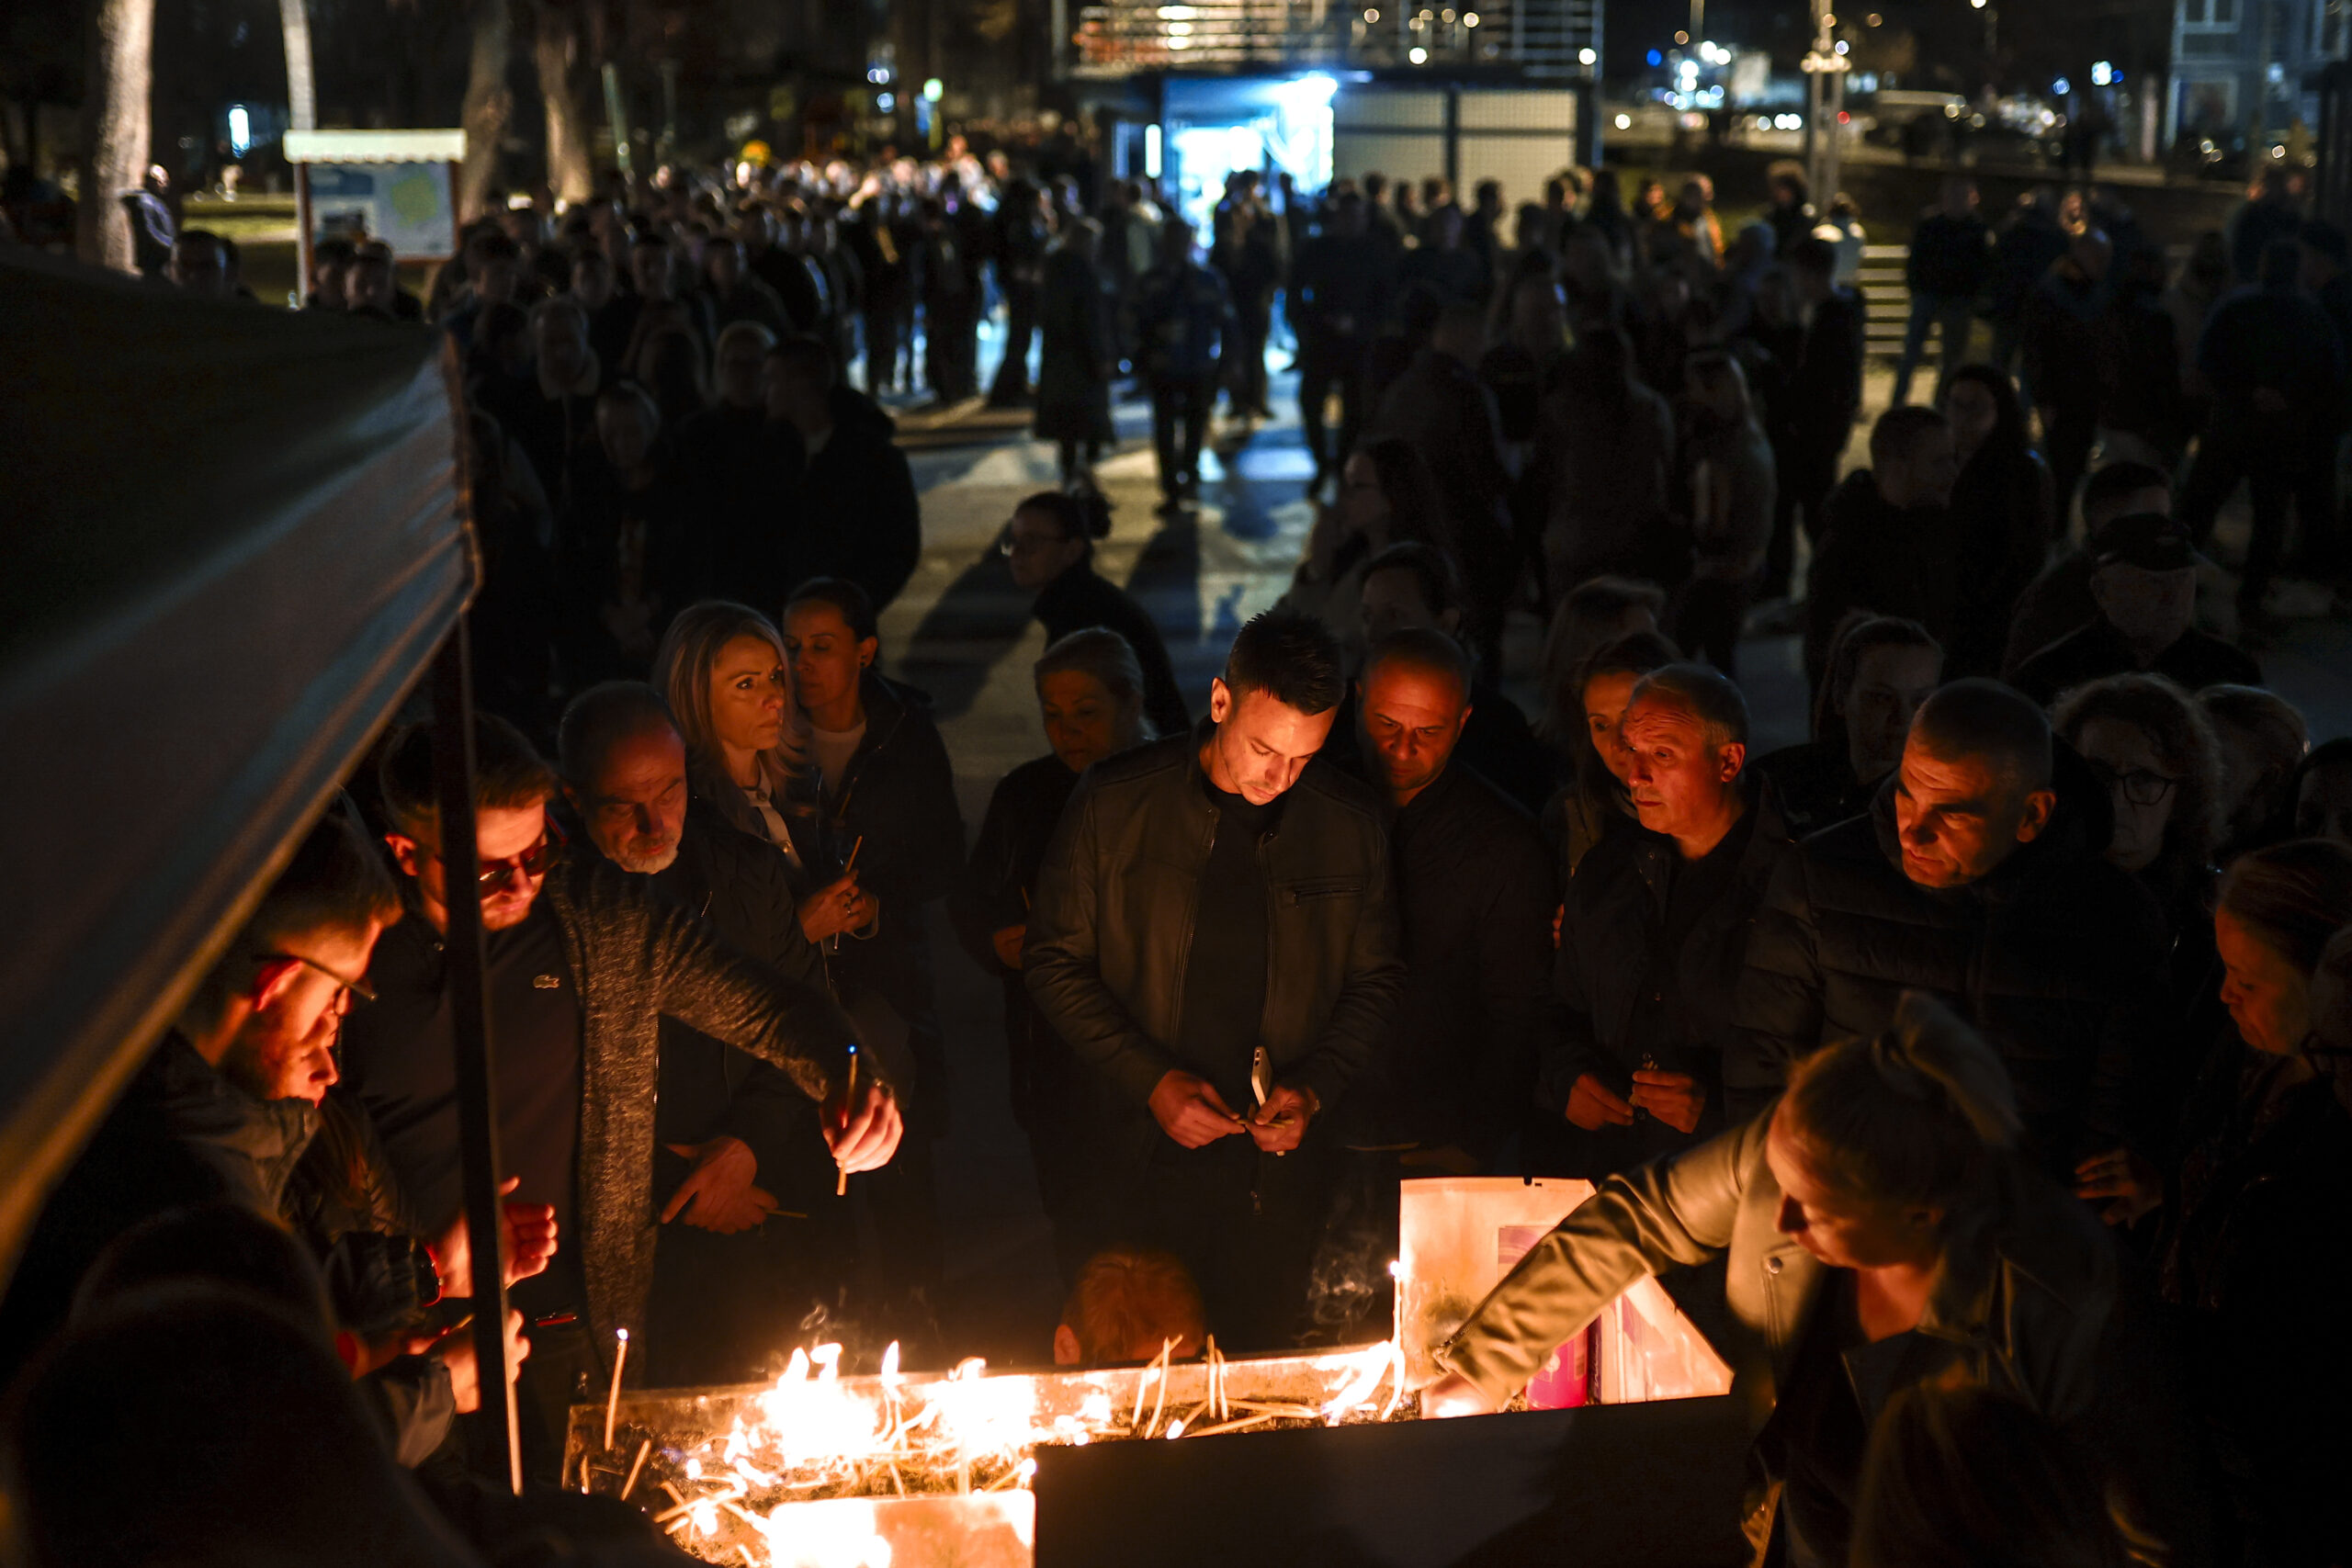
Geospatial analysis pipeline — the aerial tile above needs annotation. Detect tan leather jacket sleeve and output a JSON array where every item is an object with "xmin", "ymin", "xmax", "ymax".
[{"xmin": 1435, "ymin": 1115, "xmax": 1765, "ymax": 1408}]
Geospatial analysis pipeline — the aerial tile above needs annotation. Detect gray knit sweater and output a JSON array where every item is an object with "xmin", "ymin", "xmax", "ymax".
[{"xmin": 537, "ymin": 854, "xmax": 859, "ymax": 1368}]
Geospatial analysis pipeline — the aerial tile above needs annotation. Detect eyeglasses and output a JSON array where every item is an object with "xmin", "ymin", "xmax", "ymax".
[
  {"xmin": 424, "ymin": 824, "xmax": 563, "ymax": 892},
  {"xmin": 254, "ymin": 951, "xmax": 377, "ymax": 1012},
  {"xmin": 999, "ymin": 526, "xmax": 1069, "ymax": 558},
  {"xmin": 2086, "ymin": 761, "xmax": 2180, "ymax": 808}
]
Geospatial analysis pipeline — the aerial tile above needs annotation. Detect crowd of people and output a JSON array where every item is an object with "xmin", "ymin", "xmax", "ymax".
[{"xmin": 9, "ymin": 143, "xmax": 2352, "ymax": 1568}]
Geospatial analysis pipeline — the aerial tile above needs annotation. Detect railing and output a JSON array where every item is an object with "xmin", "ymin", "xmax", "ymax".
[{"xmin": 1069, "ymin": 0, "xmax": 1599, "ymax": 75}]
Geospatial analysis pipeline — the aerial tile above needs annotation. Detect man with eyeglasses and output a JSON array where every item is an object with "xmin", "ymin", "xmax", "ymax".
[
  {"xmin": 343, "ymin": 712, "xmax": 899, "ymax": 1480},
  {"xmin": 0, "ymin": 806, "xmax": 506, "ymax": 1424},
  {"xmin": 555, "ymin": 681, "xmax": 854, "ymax": 1387},
  {"xmin": 2010, "ymin": 513, "xmax": 2263, "ymax": 707}
]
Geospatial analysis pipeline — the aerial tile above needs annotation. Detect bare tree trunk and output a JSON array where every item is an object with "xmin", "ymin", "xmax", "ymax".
[
  {"xmin": 278, "ymin": 0, "xmax": 317, "ymax": 130},
  {"xmin": 459, "ymin": 0, "xmax": 513, "ymax": 220},
  {"xmin": 533, "ymin": 1, "xmax": 594, "ymax": 206},
  {"xmin": 75, "ymin": 0, "xmax": 154, "ymax": 271}
]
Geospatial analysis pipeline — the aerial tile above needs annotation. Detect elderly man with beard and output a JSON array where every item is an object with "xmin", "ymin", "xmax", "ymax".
[
  {"xmin": 342, "ymin": 712, "xmax": 898, "ymax": 1477},
  {"xmin": 1544, "ymin": 665, "xmax": 1795, "ymax": 1177},
  {"xmin": 557, "ymin": 682, "xmax": 854, "ymax": 1385}
]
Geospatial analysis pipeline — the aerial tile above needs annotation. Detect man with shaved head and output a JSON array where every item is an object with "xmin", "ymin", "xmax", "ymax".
[
  {"xmin": 1543, "ymin": 664, "xmax": 1795, "ymax": 1175},
  {"xmin": 1312, "ymin": 628, "xmax": 1550, "ymax": 1329},
  {"xmin": 1735, "ymin": 679, "xmax": 2169, "ymax": 1177}
]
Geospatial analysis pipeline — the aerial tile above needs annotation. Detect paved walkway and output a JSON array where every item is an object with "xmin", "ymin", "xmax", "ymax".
[{"xmin": 868, "ymin": 349, "xmax": 2352, "ymax": 1371}]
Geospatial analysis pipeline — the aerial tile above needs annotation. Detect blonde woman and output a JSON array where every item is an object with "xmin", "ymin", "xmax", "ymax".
[
  {"xmin": 1426, "ymin": 994, "xmax": 2205, "ymax": 1565},
  {"xmin": 653, "ymin": 600, "xmax": 871, "ymax": 946}
]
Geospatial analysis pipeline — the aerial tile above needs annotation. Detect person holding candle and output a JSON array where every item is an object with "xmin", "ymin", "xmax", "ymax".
[
  {"xmin": 556, "ymin": 681, "xmax": 857, "ymax": 1388},
  {"xmin": 781, "ymin": 577, "xmax": 966, "ymax": 1348},
  {"xmin": 1542, "ymin": 665, "xmax": 1796, "ymax": 1178},
  {"xmin": 341, "ymin": 713, "xmax": 899, "ymax": 1481},
  {"xmin": 1025, "ymin": 608, "xmax": 1405, "ymax": 1351},
  {"xmin": 1424, "ymin": 994, "xmax": 2209, "ymax": 1568}
]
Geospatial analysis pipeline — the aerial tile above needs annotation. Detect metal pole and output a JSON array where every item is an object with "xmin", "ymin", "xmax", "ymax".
[{"xmin": 428, "ymin": 621, "xmax": 522, "ymax": 1495}]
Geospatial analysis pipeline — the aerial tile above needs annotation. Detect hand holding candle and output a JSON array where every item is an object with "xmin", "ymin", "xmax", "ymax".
[{"xmin": 822, "ymin": 1043, "xmax": 903, "ymax": 1187}]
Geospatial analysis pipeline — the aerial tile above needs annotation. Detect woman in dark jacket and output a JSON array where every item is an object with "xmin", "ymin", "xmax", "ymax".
[
  {"xmin": 782, "ymin": 577, "xmax": 964, "ymax": 1345},
  {"xmin": 1001, "ymin": 489, "xmax": 1191, "ymax": 737},
  {"xmin": 951, "ymin": 629, "xmax": 1156, "ymax": 1279},
  {"xmin": 2087, "ymin": 842, "xmax": 2352, "ymax": 1568},
  {"xmin": 1033, "ymin": 221, "xmax": 1118, "ymax": 486},
  {"xmin": 1938, "ymin": 364, "xmax": 2052, "ymax": 676}
]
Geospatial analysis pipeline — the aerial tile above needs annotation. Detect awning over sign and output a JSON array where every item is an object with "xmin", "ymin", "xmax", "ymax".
[
  {"xmin": 283, "ymin": 128, "xmax": 467, "ymax": 164},
  {"xmin": 0, "ymin": 245, "xmax": 469, "ymax": 1284}
]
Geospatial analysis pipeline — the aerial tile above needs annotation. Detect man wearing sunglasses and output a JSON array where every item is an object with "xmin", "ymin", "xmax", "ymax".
[{"xmin": 345, "ymin": 712, "xmax": 899, "ymax": 1481}]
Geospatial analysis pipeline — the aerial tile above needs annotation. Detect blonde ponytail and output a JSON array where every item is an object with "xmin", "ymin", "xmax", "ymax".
[{"xmin": 1783, "ymin": 993, "xmax": 2020, "ymax": 1219}]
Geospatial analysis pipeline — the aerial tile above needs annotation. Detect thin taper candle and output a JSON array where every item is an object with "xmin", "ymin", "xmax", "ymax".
[
  {"xmin": 835, "ymin": 1044, "xmax": 859, "ymax": 1197},
  {"xmin": 604, "ymin": 1327, "xmax": 629, "ymax": 1451}
]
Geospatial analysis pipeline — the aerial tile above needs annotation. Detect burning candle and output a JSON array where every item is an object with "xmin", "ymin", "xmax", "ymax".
[
  {"xmin": 835, "ymin": 1043, "xmax": 859, "ymax": 1198},
  {"xmin": 605, "ymin": 1327, "xmax": 630, "ymax": 1451}
]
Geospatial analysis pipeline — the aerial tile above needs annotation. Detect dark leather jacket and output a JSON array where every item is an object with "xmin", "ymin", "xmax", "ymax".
[
  {"xmin": 1544, "ymin": 777, "xmax": 1798, "ymax": 1168},
  {"xmin": 1025, "ymin": 728, "xmax": 1405, "ymax": 1157}
]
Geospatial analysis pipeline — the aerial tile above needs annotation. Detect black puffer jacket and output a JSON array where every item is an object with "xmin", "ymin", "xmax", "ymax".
[
  {"xmin": 1732, "ymin": 769, "xmax": 2167, "ymax": 1179},
  {"xmin": 1026, "ymin": 727, "xmax": 1405, "ymax": 1165}
]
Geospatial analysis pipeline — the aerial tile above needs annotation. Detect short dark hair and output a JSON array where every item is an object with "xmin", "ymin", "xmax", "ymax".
[
  {"xmin": 557, "ymin": 681, "xmax": 679, "ymax": 786},
  {"xmin": 1910, "ymin": 679, "xmax": 2052, "ymax": 792},
  {"xmin": 1362, "ymin": 626, "xmax": 1472, "ymax": 696},
  {"xmin": 1816, "ymin": 613, "xmax": 1942, "ymax": 744},
  {"xmin": 473, "ymin": 230, "xmax": 521, "ymax": 264},
  {"xmin": 1869, "ymin": 404, "xmax": 1950, "ymax": 468},
  {"xmin": 230, "ymin": 803, "xmax": 401, "ymax": 963},
  {"xmin": 1632, "ymin": 662, "xmax": 1750, "ymax": 750},
  {"xmin": 1787, "ymin": 235, "xmax": 1838, "ymax": 276},
  {"xmin": 378, "ymin": 713, "xmax": 559, "ymax": 841},
  {"xmin": 1562, "ymin": 574, "xmax": 1668, "ymax": 623},
  {"xmin": 9, "ymin": 1287, "xmax": 435, "ymax": 1567},
  {"xmin": 1015, "ymin": 488, "xmax": 1112, "ymax": 544},
  {"xmin": 766, "ymin": 332, "xmax": 838, "ymax": 389},
  {"xmin": 1362, "ymin": 540, "xmax": 1463, "ymax": 620},
  {"xmin": 2081, "ymin": 461, "xmax": 2171, "ymax": 523},
  {"xmin": 74, "ymin": 1204, "xmax": 334, "ymax": 1336},
  {"xmin": 1221, "ymin": 607, "xmax": 1344, "ymax": 716},
  {"xmin": 785, "ymin": 576, "xmax": 880, "ymax": 642}
]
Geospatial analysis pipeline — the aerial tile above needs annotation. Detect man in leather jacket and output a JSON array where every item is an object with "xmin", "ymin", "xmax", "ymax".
[
  {"xmin": 1027, "ymin": 609, "xmax": 1404, "ymax": 1348},
  {"xmin": 1544, "ymin": 665, "xmax": 1796, "ymax": 1177}
]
